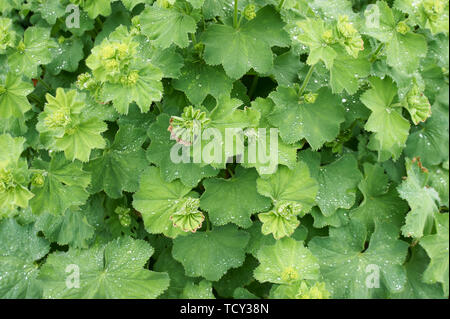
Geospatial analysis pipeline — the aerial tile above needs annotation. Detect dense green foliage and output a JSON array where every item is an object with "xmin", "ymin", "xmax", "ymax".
[{"xmin": 0, "ymin": 0, "xmax": 448, "ymax": 299}]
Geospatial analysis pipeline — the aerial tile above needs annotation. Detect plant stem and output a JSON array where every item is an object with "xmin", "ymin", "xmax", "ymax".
[
  {"xmin": 248, "ymin": 75, "xmax": 259, "ymax": 100},
  {"xmin": 370, "ymin": 43, "xmax": 385, "ymax": 63},
  {"xmin": 298, "ymin": 64, "xmax": 315, "ymax": 97},
  {"xmin": 278, "ymin": 0, "xmax": 286, "ymax": 10},
  {"xmin": 234, "ymin": 0, "xmax": 239, "ymax": 28},
  {"xmin": 38, "ymin": 78, "xmax": 52, "ymax": 92},
  {"xmin": 206, "ymin": 215, "xmax": 211, "ymax": 232},
  {"xmin": 227, "ymin": 166, "xmax": 235, "ymax": 178}
]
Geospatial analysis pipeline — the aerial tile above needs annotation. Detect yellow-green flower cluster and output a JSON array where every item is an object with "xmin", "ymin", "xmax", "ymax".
[
  {"xmin": 336, "ymin": 15, "xmax": 364, "ymax": 58},
  {"xmin": 0, "ymin": 18, "xmax": 16, "ymax": 53}
]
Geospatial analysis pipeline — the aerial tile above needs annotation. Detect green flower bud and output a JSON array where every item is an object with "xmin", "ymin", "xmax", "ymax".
[
  {"xmin": 343, "ymin": 35, "xmax": 364, "ymax": 58},
  {"xmin": 17, "ymin": 40, "xmax": 25, "ymax": 53},
  {"xmin": 170, "ymin": 197, "xmax": 204, "ymax": 232},
  {"xmin": 321, "ymin": 29, "xmax": 335, "ymax": 44},
  {"xmin": 405, "ymin": 85, "xmax": 431, "ymax": 124},
  {"xmin": 169, "ymin": 106, "xmax": 211, "ymax": 145},
  {"xmin": 31, "ymin": 173, "xmax": 45, "ymax": 187},
  {"xmin": 244, "ymin": 4, "xmax": 257, "ymax": 21},
  {"xmin": 115, "ymin": 206, "xmax": 132, "ymax": 227},
  {"xmin": 258, "ymin": 201, "xmax": 302, "ymax": 239},
  {"xmin": 303, "ymin": 92, "xmax": 318, "ymax": 104},
  {"xmin": 396, "ymin": 21, "xmax": 410, "ymax": 35}
]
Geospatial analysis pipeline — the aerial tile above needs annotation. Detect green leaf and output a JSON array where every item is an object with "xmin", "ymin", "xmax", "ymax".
[
  {"xmin": 173, "ymin": 62, "xmax": 234, "ymax": 105},
  {"xmin": 39, "ymin": 236, "xmax": 170, "ymax": 298},
  {"xmin": 398, "ymin": 158, "xmax": 440, "ymax": 239},
  {"xmin": 257, "ymin": 161, "xmax": 318, "ymax": 214},
  {"xmin": 202, "ymin": 5, "xmax": 290, "ymax": 79},
  {"xmin": 200, "ymin": 166, "xmax": 271, "ymax": 228},
  {"xmin": 101, "ymin": 64, "xmax": 163, "ymax": 114},
  {"xmin": 386, "ymin": 32, "xmax": 428, "ymax": 74},
  {"xmin": 47, "ymin": 37, "xmax": 84, "ymax": 75},
  {"xmin": 7, "ymin": 26, "xmax": 57, "ymax": 78},
  {"xmin": 30, "ymin": 153, "xmax": 91, "ymax": 216},
  {"xmin": 139, "ymin": 4, "xmax": 197, "ymax": 49},
  {"xmin": 330, "ymin": 48, "xmax": 371, "ymax": 94},
  {"xmin": 132, "ymin": 166, "xmax": 194, "ymax": 238},
  {"xmin": 268, "ymin": 86, "xmax": 345, "ymax": 148},
  {"xmin": 405, "ymin": 101, "xmax": 449, "ymax": 167},
  {"xmin": 0, "ymin": 73, "xmax": 34, "ymax": 119},
  {"xmin": 391, "ymin": 246, "xmax": 446, "ymax": 299},
  {"xmin": 86, "ymin": 125, "xmax": 148, "ymax": 198},
  {"xmin": 172, "ymin": 225, "xmax": 249, "ymax": 281},
  {"xmin": 363, "ymin": 1, "xmax": 427, "ymax": 73},
  {"xmin": 147, "ymin": 113, "xmax": 218, "ymax": 187},
  {"xmin": 305, "ymin": 154, "xmax": 362, "ymax": 217},
  {"xmin": 81, "ymin": 0, "xmax": 112, "ymax": 19},
  {"xmin": 0, "ymin": 134, "xmax": 33, "ymax": 216},
  {"xmin": 309, "ymin": 221, "xmax": 409, "ymax": 298},
  {"xmin": 0, "ymin": 218, "xmax": 50, "ymax": 298},
  {"xmin": 429, "ymin": 165, "xmax": 449, "ymax": 207},
  {"xmin": 181, "ymin": 280, "xmax": 215, "ymax": 299},
  {"xmin": 351, "ymin": 163, "xmax": 408, "ymax": 231},
  {"xmin": 253, "ymin": 237, "xmax": 320, "ymax": 284},
  {"xmin": 35, "ymin": 207, "xmax": 95, "ymax": 249},
  {"xmin": 295, "ymin": 18, "xmax": 337, "ymax": 68},
  {"xmin": 361, "ymin": 77, "xmax": 410, "ymax": 160},
  {"xmin": 36, "ymin": 88, "xmax": 107, "ymax": 162},
  {"xmin": 271, "ymin": 51, "xmax": 303, "ymax": 87},
  {"xmin": 420, "ymin": 213, "xmax": 449, "ymax": 296}
]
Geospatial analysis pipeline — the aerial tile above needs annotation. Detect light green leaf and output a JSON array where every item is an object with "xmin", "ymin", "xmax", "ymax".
[
  {"xmin": 351, "ymin": 163, "xmax": 408, "ymax": 231},
  {"xmin": 147, "ymin": 113, "xmax": 218, "ymax": 187},
  {"xmin": 398, "ymin": 158, "xmax": 440, "ymax": 239},
  {"xmin": 200, "ymin": 166, "xmax": 271, "ymax": 228},
  {"xmin": 361, "ymin": 77, "xmax": 410, "ymax": 160},
  {"xmin": 0, "ymin": 218, "xmax": 50, "ymax": 298},
  {"xmin": 202, "ymin": 5, "xmax": 290, "ymax": 79},
  {"xmin": 39, "ymin": 236, "xmax": 170, "ymax": 298},
  {"xmin": 420, "ymin": 213, "xmax": 449, "ymax": 296},
  {"xmin": 7, "ymin": 26, "xmax": 57, "ymax": 78},
  {"xmin": 0, "ymin": 73, "xmax": 33, "ymax": 119},
  {"xmin": 172, "ymin": 225, "xmax": 249, "ymax": 281},
  {"xmin": 257, "ymin": 161, "xmax": 318, "ymax": 214},
  {"xmin": 254, "ymin": 237, "xmax": 320, "ymax": 284},
  {"xmin": 35, "ymin": 207, "xmax": 95, "ymax": 249},
  {"xmin": 268, "ymin": 86, "xmax": 345, "ymax": 148},
  {"xmin": 30, "ymin": 153, "xmax": 91, "ymax": 216},
  {"xmin": 173, "ymin": 62, "xmax": 234, "ymax": 105},
  {"xmin": 305, "ymin": 154, "xmax": 362, "ymax": 217},
  {"xmin": 86, "ymin": 125, "xmax": 148, "ymax": 198},
  {"xmin": 139, "ymin": 4, "xmax": 197, "ymax": 49},
  {"xmin": 132, "ymin": 166, "xmax": 193, "ymax": 238},
  {"xmin": 309, "ymin": 221, "xmax": 409, "ymax": 298}
]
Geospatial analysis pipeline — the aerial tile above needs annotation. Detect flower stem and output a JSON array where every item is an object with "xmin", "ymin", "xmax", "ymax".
[
  {"xmin": 298, "ymin": 64, "xmax": 315, "ymax": 97},
  {"xmin": 278, "ymin": 0, "xmax": 286, "ymax": 10},
  {"xmin": 248, "ymin": 75, "xmax": 259, "ymax": 100},
  {"xmin": 39, "ymin": 78, "xmax": 52, "ymax": 92},
  {"xmin": 234, "ymin": 0, "xmax": 239, "ymax": 28},
  {"xmin": 370, "ymin": 43, "xmax": 385, "ymax": 63}
]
